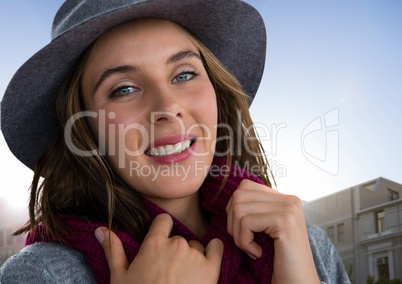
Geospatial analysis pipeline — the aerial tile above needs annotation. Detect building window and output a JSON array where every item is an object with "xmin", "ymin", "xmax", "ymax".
[
  {"xmin": 376, "ymin": 211, "xmax": 385, "ymax": 233},
  {"xmin": 327, "ymin": 226, "xmax": 334, "ymax": 242},
  {"xmin": 388, "ymin": 189, "xmax": 399, "ymax": 201},
  {"xmin": 337, "ymin": 223, "xmax": 345, "ymax": 242},
  {"xmin": 377, "ymin": 257, "xmax": 389, "ymax": 278}
]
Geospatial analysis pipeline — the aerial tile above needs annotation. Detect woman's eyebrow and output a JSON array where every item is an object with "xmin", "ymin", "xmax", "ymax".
[
  {"xmin": 92, "ymin": 50, "xmax": 200, "ymax": 95},
  {"xmin": 166, "ymin": 50, "xmax": 201, "ymax": 65},
  {"xmin": 93, "ymin": 65, "xmax": 137, "ymax": 94}
]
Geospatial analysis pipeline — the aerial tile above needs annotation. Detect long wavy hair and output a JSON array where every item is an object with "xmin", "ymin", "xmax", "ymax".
[{"xmin": 16, "ymin": 20, "xmax": 272, "ymax": 242}]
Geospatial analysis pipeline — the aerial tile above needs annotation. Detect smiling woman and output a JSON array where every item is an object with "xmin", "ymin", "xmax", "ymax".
[
  {"xmin": 81, "ymin": 19, "xmax": 218, "ymax": 209},
  {"xmin": 0, "ymin": 0, "xmax": 349, "ymax": 283}
]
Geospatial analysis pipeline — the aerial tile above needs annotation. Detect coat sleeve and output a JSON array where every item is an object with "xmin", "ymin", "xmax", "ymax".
[
  {"xmin": 0, "ymin": 242, "xmax": 97, "ymax": 284},
  {"xmin": 307, "ymin": 222, "xmax": 351, "ymax": 284}
]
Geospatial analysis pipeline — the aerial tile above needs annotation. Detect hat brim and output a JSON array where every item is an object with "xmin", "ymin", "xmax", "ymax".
[{"xmin": 1, "ymin": 0, "xmax": 266, "ymax": 170}]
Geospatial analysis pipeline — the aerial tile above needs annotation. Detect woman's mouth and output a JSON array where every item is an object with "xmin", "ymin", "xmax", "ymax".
[{"xmin": 145, "ymin": 138, "xmax": 196, "ymax": 157}]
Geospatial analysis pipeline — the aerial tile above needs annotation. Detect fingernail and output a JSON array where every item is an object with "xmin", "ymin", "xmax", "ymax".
[
  {"xmin": 247, "ymin": 253, "xmax": 257, "ymax": 260},
  {"xmin": 95, "ymin": 228, "xmax": 105, "ymax": 244}
]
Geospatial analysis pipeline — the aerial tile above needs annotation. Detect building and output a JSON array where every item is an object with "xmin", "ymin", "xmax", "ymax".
[
  {"xmin": 0, "ymin": 225, "xmax": 26, "ymax": 266},
  {"xmin": 304, "ymin": 177, "xmax": 402, "ymax": 283},
  {"xmin": 0, "ymin": 199, "xmax": 27, "ymax": 266}
]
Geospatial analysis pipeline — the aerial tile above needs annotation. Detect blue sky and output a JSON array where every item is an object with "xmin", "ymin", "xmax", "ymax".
[
  {"xmin": 0, "ymin": 0, "xmax": 401, "ymax": 208},
  {"xmin": 249, "ymin": 0, "xmax": 402, "ymax": 199}
]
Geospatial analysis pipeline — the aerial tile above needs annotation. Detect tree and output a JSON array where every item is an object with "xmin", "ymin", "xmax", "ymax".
[
  {"xmin": 366, "ymin": 275, "xmax": 402, "ymax": 284},
  {"xmin": 367, "ymin": 275, "xmax": 375, "ymax": 284}
]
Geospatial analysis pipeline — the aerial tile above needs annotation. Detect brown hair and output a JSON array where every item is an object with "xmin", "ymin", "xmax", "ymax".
[{"xmin": 16, "ymin": 21, "xmax": 272, "ymax": 242}]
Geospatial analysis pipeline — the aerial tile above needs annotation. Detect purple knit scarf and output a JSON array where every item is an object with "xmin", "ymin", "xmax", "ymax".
[{"xmin": 26, "ymin": 157, "xmax": 274, "ymax": 283}]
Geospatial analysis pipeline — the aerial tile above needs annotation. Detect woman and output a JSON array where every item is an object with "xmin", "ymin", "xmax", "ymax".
[{"xmin": 0, "ymin": 0, "xmax": 350, "ymax": 283}]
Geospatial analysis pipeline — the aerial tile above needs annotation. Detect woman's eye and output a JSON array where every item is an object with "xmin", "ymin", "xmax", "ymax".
[
  {"xmin": 110, "ymin": 86, "xmax": 136, "ymax": 98},
  {"xmin": 172, "ymin": 71, "xmax": 198, "ymax": 83}
]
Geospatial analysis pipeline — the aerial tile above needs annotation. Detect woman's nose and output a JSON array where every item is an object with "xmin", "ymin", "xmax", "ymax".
[{"xmin": 148, "ymin": 86, "xmax": 185, "ymax": 125}]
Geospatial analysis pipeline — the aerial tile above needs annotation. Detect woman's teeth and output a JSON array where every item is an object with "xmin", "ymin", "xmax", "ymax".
[{"xmin": 146, "ymin": 139, "xmax": 192, "ymax": 157}]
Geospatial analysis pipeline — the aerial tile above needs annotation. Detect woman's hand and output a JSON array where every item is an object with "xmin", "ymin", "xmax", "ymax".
[
  {"xmin": 95, "ymin": 213, "xmax": 224, "ymax": 284},
  {"xmin": 226, "ymin": 179, "xmax": 320, "ymax": 284}
]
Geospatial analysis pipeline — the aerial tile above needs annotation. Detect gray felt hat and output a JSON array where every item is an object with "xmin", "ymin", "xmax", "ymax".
[{"xmin": 1, "ymin": 0, "xmax": 266, "ymax": 170}]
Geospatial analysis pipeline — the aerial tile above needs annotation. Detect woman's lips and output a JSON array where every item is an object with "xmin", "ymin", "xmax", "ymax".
[
  {"xmin": 144, "ymin": 134, "xmax": 197, "ymax": 163},
  {"xmin": 145, "ymin": 138, "xmax": 195, "ymax": 157}
]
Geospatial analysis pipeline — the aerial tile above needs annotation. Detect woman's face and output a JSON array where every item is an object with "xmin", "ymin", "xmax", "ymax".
[{"xmin": 81, "ymin": 19, "xmax": 217, "ymax": 206}]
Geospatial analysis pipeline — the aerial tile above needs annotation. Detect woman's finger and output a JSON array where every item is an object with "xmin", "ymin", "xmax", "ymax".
[
  {"xmin": 145, "ymin": 213, "xmax": 174, "ymax": 239},
  {"xmin": 95, "ymin": 227, "xmax": 129, "ymax": 276},
  {"xmin": 226, "ymin": 187, "xmax": 283, "ymax": 232},
  {"xmin": 228, "ymin": 201, "xmax": 276, "ymax": 256},
  {"xmin": 205, "ymin": 238, "xmax": 224, "ymax": 267}
]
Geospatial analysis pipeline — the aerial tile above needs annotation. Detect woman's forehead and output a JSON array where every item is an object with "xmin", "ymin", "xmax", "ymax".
[{"xmin": 89, "ymin": 19, "xmax": 198, "ymax": 63}]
